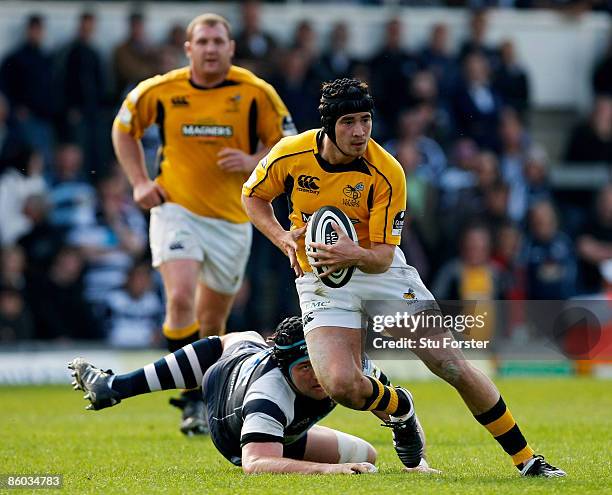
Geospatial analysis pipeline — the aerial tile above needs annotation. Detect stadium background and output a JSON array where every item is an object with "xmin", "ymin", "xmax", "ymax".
[{"xmin": 0, "ymin": 0, "xmax": 611, "ymax": 383}]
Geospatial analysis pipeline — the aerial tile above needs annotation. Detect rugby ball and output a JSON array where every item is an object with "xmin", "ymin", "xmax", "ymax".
[{"xmin": 305, "ymin": 206, "xmax": 358, "ymax": 288}]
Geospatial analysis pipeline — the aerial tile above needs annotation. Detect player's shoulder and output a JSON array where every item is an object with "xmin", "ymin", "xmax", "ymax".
[
  {"xmin": 265, "ymin": 129, "xmax": 318, "ymax": 166},
  {"xmin": 126, "ymin": 67, "xmax": 190, "ymax": 104},
  {"xmin": 228, "ymin": 65, "xmax": 275, "ymax": 94},
  {"xmin": 363, "ymin": 138, "xmax": 404, "ymax": 178}
]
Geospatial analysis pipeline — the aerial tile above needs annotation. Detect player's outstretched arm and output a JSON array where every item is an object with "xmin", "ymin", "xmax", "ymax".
[{"xmin": 241, "ymin": 442, "xmax": 376, "ymax": 475}]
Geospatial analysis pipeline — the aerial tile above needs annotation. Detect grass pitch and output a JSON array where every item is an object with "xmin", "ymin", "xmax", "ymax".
[{"xmin": 1, "ymin": 377, "xmax": 610, "ymax": 494}]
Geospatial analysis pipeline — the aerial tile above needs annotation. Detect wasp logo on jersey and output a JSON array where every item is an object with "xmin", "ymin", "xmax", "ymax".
[
  {"xmin": 342, "ymin": 182, "xmax": 364, "ymax": 207},
  {"xmin": 171, "ymin": 96, "xmax": 189, "ymax": 106},
  {"xmin": 297, "ymin": 175, "xmax": 320, "ymax": 194},
  {"xmin": 392, "ymin": 210, "xmax": 405, "ymax": 236},
  {"xmin": 225, "ymin": 94, "xmax": 241, "ymax": 112},
  {"xmin": 182, "ymin": 125, "xmax": 233, "ymax": 137}
]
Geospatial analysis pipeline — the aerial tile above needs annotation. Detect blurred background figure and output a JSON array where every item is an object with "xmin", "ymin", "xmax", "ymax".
[
  {"xmin": 577, "ymin": 184, "xmax": 612, "ymax": 294},
  {"xmin": 0, "ymin": 146, "xmax": 46, "ymax": 246},
  {"xmin": 0, "ymin": 284, "xmax": 33, "ymax": 342},
  {"xmin": 453, "ymin": 51, "xmax": 502, "ymax": 150},
  {"xmin": 158, "ymin": 23, "xmax": 189, "ymax": 72},
  {"xmin": 234, "ymin": 0, "xmax": 278, "ymax": 79},
  {"xmin": 103, "ymin": 259, "xmax": 163, "ymax": 348},
  {"xmin": 0, "ymin": 14, "xmax": 56, "ymax": 166},
  {"xmin": 493, "ymin": 39, "xmax": 530, "ymax": 119},
  {"xmin": 565, "ymin": 95, "xmax": 612, "ymax": 163},
  {"xmin": 320, "ymin": 22, "xmax": 355, "ymax": 80},
  {"xmin": 523, "ymin": 201, "xmax": 577, "ymax": 300},
  {"xmin": 48, "ymin": 142, "xmax": 96, "ymax": 231},
  {"xmin": 55, "ymin": 12, "xmax": 106, "ymax": 173},
  {"xmin": 112, "ymin": 12, "xmax": 158, "ymax": 100},
  {"xmin": 25, "ymin": 245, "xmax": 99, "ymax": 340},
  {"xmin": 369, "ymin": 17, "xmax": 419, "ymax": 140}
]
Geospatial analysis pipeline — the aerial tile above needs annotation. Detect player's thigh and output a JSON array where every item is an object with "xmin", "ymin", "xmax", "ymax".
[
  {"xmin": 305, "ymin": 326, "xmax": 363, "ymax": 385},
  {"xmin": 159, "ymin": 258, "xmax": 201, "ymax": 303},
  {"xmin": 198, "ymin": 218, "xmax": 252, "ymax": 296},
  {"xmin": 303, "ymin": 425, "xmax": 375, "ymax": 464}
]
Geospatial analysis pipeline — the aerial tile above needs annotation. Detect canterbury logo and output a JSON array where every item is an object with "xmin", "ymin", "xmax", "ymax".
[
  {"xmin": 297, "ymin": 175, "xmax": 320, "ymax": 193},
  {"xmin": 171, "ymin": 96, "xmax": 189, "ymax": 106}
]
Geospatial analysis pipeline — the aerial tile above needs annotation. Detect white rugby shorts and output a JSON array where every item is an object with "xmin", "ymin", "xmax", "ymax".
[
  {"xmin": 295, "ymin": 247, "xmax": 439, "ymax": 335},
  {"xmin": 150, "ymin": 203, "xmax": 252, "ymax": 295}
]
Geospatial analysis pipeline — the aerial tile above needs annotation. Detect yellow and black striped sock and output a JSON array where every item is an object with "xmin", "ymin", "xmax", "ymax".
[
  {"xmin": 163, "ymin": 322, "xmax": 200, "ymax": 353},
  {"xmin": 474, "ymin": 396, "xmax": 535, "ymax": 467},
  {"xmin": 359, "ymin": 376, "xmax": 412, "ymax": 416}
]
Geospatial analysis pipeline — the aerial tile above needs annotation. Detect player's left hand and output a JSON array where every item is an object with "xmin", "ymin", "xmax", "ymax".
[
  {"xmin": 217, "ymin": 148, "xmax": 257, "ymax": 173},
  {"xmin": 308, "ymin": 223, "xmax": 361, "ymax": 278}
]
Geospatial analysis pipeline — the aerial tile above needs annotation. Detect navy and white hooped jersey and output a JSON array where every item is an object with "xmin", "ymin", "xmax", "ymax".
[{"xmin": 202, "ymin": 341, "xmax": 336, "ymax": 466}]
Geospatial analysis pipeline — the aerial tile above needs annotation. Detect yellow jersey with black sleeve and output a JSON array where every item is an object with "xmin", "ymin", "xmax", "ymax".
[
  {"xmin": 114, "ymin": 65, "xmax": 295, "ymax": 223},
  {"xmin": 242, "ymin": 129, "xmax": 407, "ymax": 273}
]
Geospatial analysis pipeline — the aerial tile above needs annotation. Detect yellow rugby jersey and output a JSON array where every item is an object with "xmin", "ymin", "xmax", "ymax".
[
  {"xmin": 114, "ymin": 65, "xmax": 294, "ymax": 223},
  {"xmin": 243, "ymin": 129, "xmax": 407, "ymax": 272}
]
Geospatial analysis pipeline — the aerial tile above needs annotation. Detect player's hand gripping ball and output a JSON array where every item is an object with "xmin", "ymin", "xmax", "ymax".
[{"xmin": 305, "ymin": 206, "xmax": 358, "ymax": 288}]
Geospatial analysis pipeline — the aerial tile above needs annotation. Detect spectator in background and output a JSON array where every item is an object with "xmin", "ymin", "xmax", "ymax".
[
  {"xmin": 491, "ymin": 221, "xmax": 526, "ymax": 300},
  {"xmin": 433, "ymin": 223, "xmax": 504, "ymax": 301},
  {"xmin": 498, "ymin": 108, "xmax": 531, "ymax": 222},
  {"xmin": 56, "ymin": 12, "xmax": 106, "ymax": 173},
  {"xmin": 291, "ymin": 19, "xmax": 319, "ymax": 65},
  {"xmin": 565, "ymin": 96, "xmax": 612, "ymax": 163},
  {"xmin": 419, "ymin": 23, "xmax": 458, "ymax": 103},
  {"xmin": 439, "ymin": 137, "xmax": 480, "ymax": 211},
  {"xmin": 112, "ymin": 13, "xmax": 158, "ymax": 99},
  {"xmin": 453, "ymin": 51, "xmax": 503, "ymax": 150},
  {"xmin": 0, "ymin": 146, "xmax": 47, "ymax": 246},
  {"xmin": 0, "ymin": 92, "xmax": 25, "ymax": 162},
  {"xmin": 0, "ymin": 285, "xmax": 34, "ymax": 342},
  {"xmin": 493, "ymin": 40, "xmax": 530, "ymax": 118},
  {"xmin": 522, "ymin": 144, "xmax": 553, "ymax": 209},
  {"xmin": 234, "ymin": 0, "xmax": 278, "ymax": 79},
  {"xmin": 26, "ymin": 245, "xmax": 99, "ymax": 340},
  {"xmin": 458, "ymin": 9, "xmax": 499, "ymax": 70},
  {"xmin": 0, "ymin": 14, "xmax": 56, "ymax": 166},
  {"xmin": 48, "ymin": 142, "xmax": 96, "ymax": 231},
  {"xmin": 385, "ymin": 105, "xmax": 448, "ymax": 186},
  {"xmin": 369, "ymin": 18, "xmax": 419, "ymax": 140},
  {"xmin": 104, "ymin": 259, "xmax": 163, "ymax": 348},
  {"xmin": 523, "ymin": 201, "xmax": 577, "ymax": 299},
  {"xmin": 68, "ymin": 170, "xmax": 146, "ymax": 316},
  {"xmin": 576, "ymin": 184, "xmax": 612, "ymax": 293},
  {"xmin": 592, "ymin": 34, "xmax": 612, "ymax": 96},
  {"xmin": 18, "ymin": 193, "xmax": 67, "ymax": 278},
  {"xmin": 272, "ymin": 49, "xmax": 320, "ymax": 131},
  {"xmin": 0, "ymin": 245, "xmax": 26, "ymax": 291},
  {"xmin": 396, "ymin": 140, "xmax": 435, "ymax": 281},
  {"xmin": 320, "ymin": 22, "xmax": 356, "ymax": 80},
  {"xmin": 158, "ymin": 24, "xmax": 189, "ymax": 71}
]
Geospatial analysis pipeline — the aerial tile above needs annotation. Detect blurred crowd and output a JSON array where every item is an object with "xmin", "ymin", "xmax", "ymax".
[{"xmin": 0, "ymin": 5, "xmax": 611, "ymax": 345}]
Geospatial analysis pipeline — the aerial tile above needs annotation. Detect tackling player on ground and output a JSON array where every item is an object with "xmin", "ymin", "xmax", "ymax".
[
  {"xmin": 68, "ymin": 318, "xmax": 436, "ymax": 474},
  {"xmin": 242, "ymin": 78, "xmax": 566, "ymax": 477},
  {"xmin": 112, "ymin": 13, "xmax": 295, "ymax": 435}
]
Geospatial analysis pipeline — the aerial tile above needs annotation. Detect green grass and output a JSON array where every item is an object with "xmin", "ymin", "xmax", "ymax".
[{"xmin": 1, "ymin": 378, "xmax": 610, "ymax": 494}]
